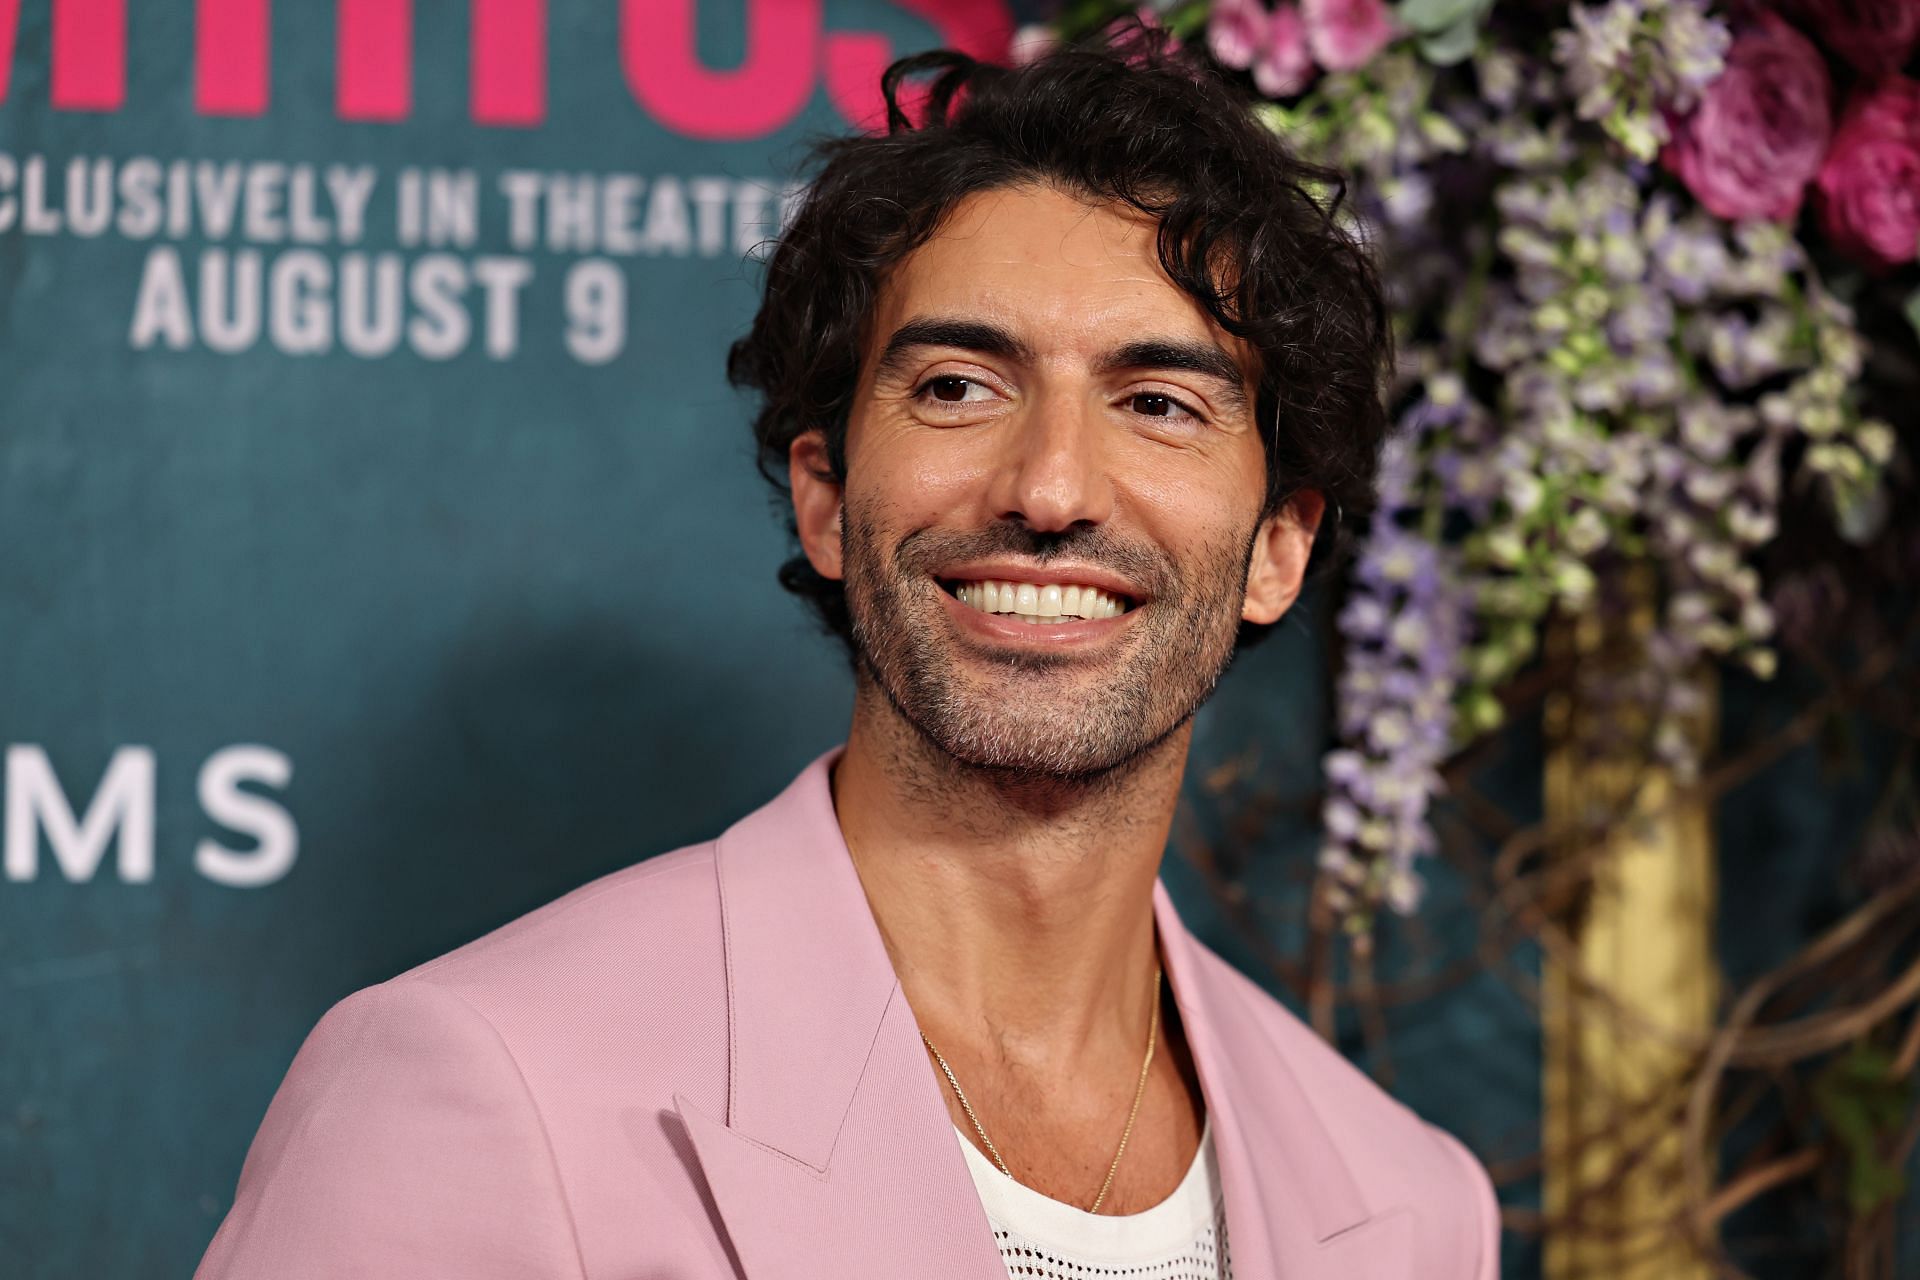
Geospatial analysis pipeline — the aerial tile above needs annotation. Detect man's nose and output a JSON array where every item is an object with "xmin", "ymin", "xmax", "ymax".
[{"xmin": 985, "ymin": 390, "xmax": 1115, "ymax": 533}]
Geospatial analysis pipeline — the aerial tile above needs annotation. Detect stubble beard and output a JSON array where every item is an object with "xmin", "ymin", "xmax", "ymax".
[{"xmin": 840, "ymin": 502, "xmax": 1258, "ymax": 786}]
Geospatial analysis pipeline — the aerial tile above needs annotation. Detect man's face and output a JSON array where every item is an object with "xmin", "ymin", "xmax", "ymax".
[{"xmin": 791, "ymin": 183, "xmax": 1319, "ymax": 781}]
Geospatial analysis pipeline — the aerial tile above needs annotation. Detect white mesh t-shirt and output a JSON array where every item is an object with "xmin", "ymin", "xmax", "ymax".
[{"xmin": 954, "ymin": 1115, "xmax": 1233, "ymax": 1279}]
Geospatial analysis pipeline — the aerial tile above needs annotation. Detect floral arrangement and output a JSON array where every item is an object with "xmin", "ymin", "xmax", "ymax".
[{"xmin": 1032, "ymin": 0, "xmax": 1917, "ymax": 926}]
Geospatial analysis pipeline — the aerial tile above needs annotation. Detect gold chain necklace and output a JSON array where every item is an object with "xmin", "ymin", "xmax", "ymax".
[{"xmin": 919, "ymin": 963, "xmax": 1162, "ymax": 1215}]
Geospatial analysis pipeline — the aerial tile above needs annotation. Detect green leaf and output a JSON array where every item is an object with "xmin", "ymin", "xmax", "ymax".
[
  {"xmin": 1851, "ymin": 1161, "xmax": 1907, "ymax": 1215},
  {"xmin": 1813, "ymin": 1045, "xmax": 1916, "ymax": 1215},
  {"xmin": 1905, "ymin": 284, "xmax": 1920, "ymax": 344},
  {"xmin": 1058, "ymin": 0, "xmax": 1129, "ymax": 40},
  {"xmin": 1418, "ymin": 17, "xmax": 1482, "ymax": 66},
  {"xmin": 1162, "ymin": 0, "xmax": 1214, "ymax": 40},
  {"xmin": 1395, "ymin": 0, "xmax": 1486, "ymax": 34}
]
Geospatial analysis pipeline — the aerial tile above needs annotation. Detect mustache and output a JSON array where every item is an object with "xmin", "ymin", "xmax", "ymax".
[{"xmin": 892, "ymin": 520, "xmax": 1176, "ymax": 597}]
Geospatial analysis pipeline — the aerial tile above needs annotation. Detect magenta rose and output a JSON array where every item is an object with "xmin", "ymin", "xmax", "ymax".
[
  {"xmin": 1206, "ymin": 0, "xmax": 1390, "ymax": 95},
  {"xmin": 1845, "ymin": 74, "xmax": 1920, "ymax": 146},
  {"xmin": 1795, "ymin": 0, "xmax": 1920, "ymax": 80},
  {"xmin": 1208, "ymin": 0, "xmax": 1271, "ymax": 68},
  {"xmin": 1816, "ymin": 77, "xmax": 1920, "ymax": 272},
  {"xmin": 1208, "ymin": 0, "xmax": 1316, "ymax": 97},
  {"xmin": 1301, "ymin": 0, "xmax": 1398, "ymax": 72},
  {"xmin": 1256, "ymin": 6, "xmax": 1315, "ymax": 96},
  {"xmin": 1661, "ymin": 12, "xmax": 1834, "ymax": 223},
  {"xmin": 1104, "ymin": 6, "xmax": 1184, "ymax": 65}
]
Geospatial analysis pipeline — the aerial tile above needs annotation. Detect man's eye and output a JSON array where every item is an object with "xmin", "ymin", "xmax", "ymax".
[
  {"xmin": 1129, "ymin": 391, "xmax": 1205, "ymax": 424},
  {"xmin": 912, "ymin": 375, "xmax": 995, "ymax": 406}
]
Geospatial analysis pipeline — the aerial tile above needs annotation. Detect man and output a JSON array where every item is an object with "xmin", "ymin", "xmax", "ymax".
[{"xmin": 196, "ymin": 26, "xmax": 1499, "ymax": 1280}]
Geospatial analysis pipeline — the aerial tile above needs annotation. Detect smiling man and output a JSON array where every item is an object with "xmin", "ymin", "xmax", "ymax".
[{"xmin": 196, "ymin": 26, "xmax": 1498, "ymax": 1280}]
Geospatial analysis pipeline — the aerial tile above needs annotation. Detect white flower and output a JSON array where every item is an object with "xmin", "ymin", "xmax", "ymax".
[{"xmin": 1856, "ymin": 420, "xmax": 1895, "ymax": 466}]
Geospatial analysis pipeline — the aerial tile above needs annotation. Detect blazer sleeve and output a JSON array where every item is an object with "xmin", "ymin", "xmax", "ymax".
[
  {"xmin": 1432, "ymin": 1125, "xmax": 1502, "ymax": 1280},
  {"xmin": 194, "ymin": 979, "xmax": 586, "ymax": 1280}
]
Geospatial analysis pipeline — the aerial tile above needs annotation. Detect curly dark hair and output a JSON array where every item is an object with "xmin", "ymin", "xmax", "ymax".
[{"xmin": 727, "ymin": 19, "xmax": 1394, "ymax": 656}]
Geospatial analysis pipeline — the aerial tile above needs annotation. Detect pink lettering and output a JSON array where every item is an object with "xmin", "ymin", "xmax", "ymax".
[
  {"xmin": 472, "ymin": 0, "xmax": 545, "ymax": 127},
  {"xmin": 0, "ymin": 0, "xmax": 17, "ymax": 105},
  {"xmin": 621, "ymin": 0, "xmax": 819, "ymax": 142},
  {"xmin": 52, "ymin": 0, "xmax": 125, "ymax": 111},
  {"xmin": 337, "ymin": 0, "xmax": 410, "ymax": 122},
  {"xmin": 0, "ymin": 0, "xmax": 1016, "ymax": 133},
  {"xmin": 826, "ymin": 0, "xmax": 1012, "ymax": 133},
  {"xmin": 196, "ymin": 0, "xmax": 269, "ymax": 116}
]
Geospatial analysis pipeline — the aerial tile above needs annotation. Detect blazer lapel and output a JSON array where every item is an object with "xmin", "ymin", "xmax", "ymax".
[
  {"xmin": 1152, "ymin": 879, "xmax": 1414, "ymax": 1280},
  {"xmin": 674, "ymin": 747, "xmax": 1409, "ymax": 1280},
  {"xmin": 673, "ymin": 748, "xmax": 1007, "ymax": 1280}
]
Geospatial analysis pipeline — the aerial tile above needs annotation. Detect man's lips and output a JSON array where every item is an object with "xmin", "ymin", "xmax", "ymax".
[
  {"xmin": 933, "ymin": 579, "xmax": 1136, "ymax": 647},
  {"xmin": 932, "ymin": 561, "xmax": 1147, "ymax": 608}
]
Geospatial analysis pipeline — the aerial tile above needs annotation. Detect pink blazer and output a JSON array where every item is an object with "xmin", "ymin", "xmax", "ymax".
[{"xmin": 195, "ymin": 747, "xmax": 1500, "ymax": 1279}]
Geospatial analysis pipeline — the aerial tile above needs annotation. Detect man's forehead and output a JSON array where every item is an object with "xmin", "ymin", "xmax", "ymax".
[
  {"xmin": 927, "ymin": 183, "xmax": 1154, "ymax": 255},
  {"xmin": 869, "ymin": 186, "xmax": 1252, "ymax": 374}
]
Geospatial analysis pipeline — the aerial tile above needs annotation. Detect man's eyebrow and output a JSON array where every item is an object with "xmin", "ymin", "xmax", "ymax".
[
  {"xmin": 873, "ymin": 317, "xmax": 1038, "ymax": 381},
  {"xmin": 873, "ymin": 315, "xmax": 1251, "ymax": 417},
  {"xmin": 1094, "ymin": 339, "xmax": 1251, "ymax": 417}
]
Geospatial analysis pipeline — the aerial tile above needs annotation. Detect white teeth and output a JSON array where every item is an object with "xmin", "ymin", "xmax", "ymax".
[{"xmin": 949, "ymin": 578, "xmax": 1131, "ymax": 621}]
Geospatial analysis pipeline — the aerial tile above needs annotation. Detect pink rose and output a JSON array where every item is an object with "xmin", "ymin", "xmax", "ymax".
[
  {"xmin": 1207, "ymin": 0, "xmax": 1315, "ymax": 97},
  {"xmin": 1256, "ymin": 6, "xmax": 1315, "ymax": 96},
  {"xmin": 1138, "ymin": 4, "xmax": 1183, "ymax": 55},
  {"xmin": 1208, "ymin": 0, "xmax": 1271, "ymax": 68},
  {"xmin": 1847, "ymin": 75, "xmax": 1920, "ymax": 146},
  {"xmin": 1301, "ymin": 0, "xmax": 1398, "ymax": 73},
  {"xmin": 1105, "ymin": 6, "xmax": 1183, "ymax": 61},
  {"xmin": 1816, "ymin": 77, "xmax": 1920, "ymax": 272},
  {"xmin": 1661, "ymin": 12, "xmax": 1833, "ymax": 223},
  {"xmin": 1793, "ymin": 0, "xmax": 1920, "ymax": 80}
]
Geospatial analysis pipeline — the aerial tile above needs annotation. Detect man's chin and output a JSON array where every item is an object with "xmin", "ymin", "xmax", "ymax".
[
  {"xmin": 939, "ymin": 736, "xmax": 1119, "ymax": 780},
  {"xmin": 848, "ymin": 600, "xmax": 1202, "ymax": 783},
  {"xmin": 892, "ymin": 689, "xmax": 1185, "ymax": 785}
]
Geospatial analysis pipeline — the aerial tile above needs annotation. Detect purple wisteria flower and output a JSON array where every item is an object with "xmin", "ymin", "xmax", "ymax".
[
  {"xmin": 1552, "ymin": 0, "xmax": 1731, "ymax": 160},
  {"xmin": 1321, "ymin": 533, "xmax": 1468, "ymax": 915},
  {"xmin": 1319, "ymin": 416, "xmax": 1474, "ymax": 918},
  {"xmin": 1199, "ymin": 0, "xmax": 1905, "ymax": 922}
]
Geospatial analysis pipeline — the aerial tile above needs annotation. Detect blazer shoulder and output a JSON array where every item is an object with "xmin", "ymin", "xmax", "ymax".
[
  {"xmin": 385, "ymin": 839, "xmax": 726, "ymax": 1035},
  {"xmin": 198, "ymin": 978, "xmax": 586, "ymax": 1280}
]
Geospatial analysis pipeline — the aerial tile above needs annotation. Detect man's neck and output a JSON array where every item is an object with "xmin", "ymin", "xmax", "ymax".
[{"xmin": 829, "ymin": 677, "xmax": 1191, "ymax": 1072}]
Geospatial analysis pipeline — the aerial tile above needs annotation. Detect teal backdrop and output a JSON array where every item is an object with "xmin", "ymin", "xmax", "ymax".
[{"xmin": 0, "ymin": 4, "xmax": 1550, "ymax": 1278}]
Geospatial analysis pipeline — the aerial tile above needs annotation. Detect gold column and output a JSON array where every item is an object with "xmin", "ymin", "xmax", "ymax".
[{"xmin": 1542, "ymin": 600, "xmax": 1719, "ymax": 1279}]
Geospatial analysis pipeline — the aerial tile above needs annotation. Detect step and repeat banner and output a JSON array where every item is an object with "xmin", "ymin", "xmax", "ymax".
[{"xmin": 0, "ymin": 4, "xmax": 1023, "ymax": 1274}]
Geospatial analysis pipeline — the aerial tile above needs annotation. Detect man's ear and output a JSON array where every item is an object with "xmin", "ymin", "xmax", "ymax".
[
  {"xmin": 1243, "ymin": 489, "xmax": 1326, "ymax": 625},
  {"xmin": 789, "ymin": 430, "xmax": 845, "ymax": 582}
]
